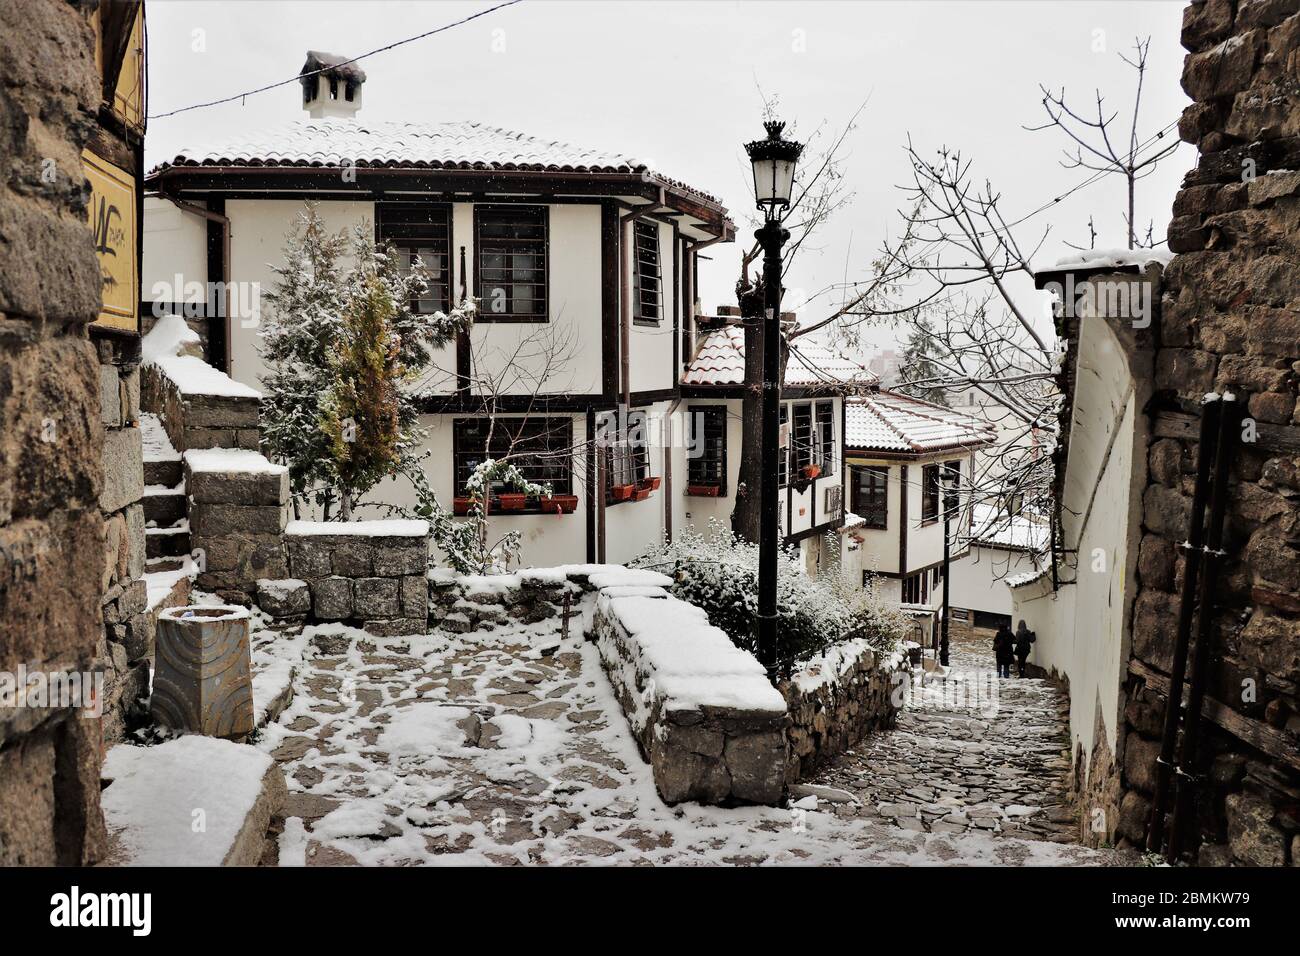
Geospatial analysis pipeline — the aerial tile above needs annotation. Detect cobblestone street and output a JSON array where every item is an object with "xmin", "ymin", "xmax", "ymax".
[
  {"xmin": 253, "ymin": 618, "xmax": 1128, "ymax": 866},
  {"xmin": 811, "ymin": 634, "xmax": 1093, "ymax": 849}
]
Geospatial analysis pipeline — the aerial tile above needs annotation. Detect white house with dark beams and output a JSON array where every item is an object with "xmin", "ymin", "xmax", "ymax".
[
  {"xmin": 675, "ymin": 311, "xmax": 878, "ymax": 576},
  {"xmin": 142, "ymin": 52, "xmax": 735, "ymax": 567},
  {"xmin": 838, "ymin": 389, "xmax": 997, "ymax": 612}
]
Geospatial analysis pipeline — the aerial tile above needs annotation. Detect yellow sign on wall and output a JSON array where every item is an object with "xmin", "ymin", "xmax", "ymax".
[{"xmin": 84, "ymin": 150, "xmax": 138, "ymax": 332}]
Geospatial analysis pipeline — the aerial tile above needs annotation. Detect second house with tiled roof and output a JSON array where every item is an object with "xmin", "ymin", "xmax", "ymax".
[
  {"xmin": 838, "ymin": 388, "xmax": 997, "ymax": 621},
  {"xmin": 142, "ymin": 52, "xmax": 735, "ymax": 566}
]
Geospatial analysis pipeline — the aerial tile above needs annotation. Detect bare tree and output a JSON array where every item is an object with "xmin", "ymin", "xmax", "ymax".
[{"xmin": 1025, "ymin": 36, "xmax": 1180, "ymax": 250}]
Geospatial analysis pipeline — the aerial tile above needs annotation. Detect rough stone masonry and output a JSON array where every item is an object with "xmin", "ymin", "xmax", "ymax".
[
  {"xmin": 1121, "ymin": 0, "xmax": 1300, "ymax": 866},
  {"xmin": 0, "ymin": 0, "xmax": 111, "ymax": 865}
]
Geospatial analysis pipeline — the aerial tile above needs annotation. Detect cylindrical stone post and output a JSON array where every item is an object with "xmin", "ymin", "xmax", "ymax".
[{"xmin": 151, "ymin": 605, "xmax": 255, "ymax": 740}]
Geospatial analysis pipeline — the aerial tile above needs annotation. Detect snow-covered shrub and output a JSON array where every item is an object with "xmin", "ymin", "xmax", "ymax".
[{"xmin": 631, "ymin": 520, "xmax": 907, "ymax": 675}]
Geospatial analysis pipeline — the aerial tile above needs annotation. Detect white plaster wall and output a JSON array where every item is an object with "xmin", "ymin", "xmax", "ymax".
[
  {"xmin": 626, "ymin": 217, "xmax": 677, "ymax": 394},
  {"xmin": 468, "ymin": 203, "xmax": 602, "ymax": 396},
  {"xmin": 142, "ymin": 196, "xmax": 207, "ymax": 306},
  {"xmin": 1011, "ymin": 311, "xmax": 1142, "ymax": 783},
  {"xmin": 225, "ymin": 198, "xmax": 375, "ymax": 388},
  {"xmin": 671, "ymin": 398, "xmax": 741, "ymax": 537},
  {"xmin": 845, "ymin": 459, "xmax": 903, "ymax": 577},
  {"xmin": 948, "ymin": 544, "xmax": 1039, "ymax": 616}
]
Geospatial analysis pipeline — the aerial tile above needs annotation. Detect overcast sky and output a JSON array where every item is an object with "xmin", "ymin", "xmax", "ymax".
[{"xmin": 145, "ymin": 0, "xmax": 1193, "ymax": 352}]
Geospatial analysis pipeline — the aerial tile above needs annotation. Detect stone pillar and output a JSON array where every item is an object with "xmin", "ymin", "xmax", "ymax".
[
  {"xmin": 151, "ymin": 606, "xmax": 255, "ymax": 740},
  {"xmin": 0, "ymin": 0, "xmax": 110, "ymax": 865}
]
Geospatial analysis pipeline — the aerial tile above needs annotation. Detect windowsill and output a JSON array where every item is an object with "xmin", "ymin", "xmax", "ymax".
[
  {"xmin": 473, "ymin": 315, "xmax": 550, "ymax": 324},
  {"xmin": 632, "ymin": 317, "xmax": 662, "ymax": 328},
  {"xmin": 920, "ymin": 518, "xmax": 938, "ymax": 527}
]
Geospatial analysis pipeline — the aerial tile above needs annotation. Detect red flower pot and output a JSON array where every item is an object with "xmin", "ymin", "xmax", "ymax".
[
  {"xmin": 540, "ymin": 494, "xmax": 578, "ymax": 514},
  {"xmin": 497, "ymin": 493, "xmax": 527, "ymax": 511},
  {"xmin": 611, "ymin": 484, "xmax": 635, "ymax": 502},
  {"xmin": 633, "ymin": 486, "xmax": 652, "ymax": 501},
  {"xmin": 686, "ymin": 484, "xmax": 722, "ymax": 497},
  {"xmin": 639, "ymin": 476, "xmax": 662, "ymax": 492},
  {"xmin": 453, "ymin": 497, "xmax": 474, "ymax": 515},
  {"xmin": 802, "ymin": 464, "xmax": 822, "ymax": 480}
]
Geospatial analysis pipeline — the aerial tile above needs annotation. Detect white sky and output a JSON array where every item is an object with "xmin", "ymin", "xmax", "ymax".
[{"xmin": 145, "ymin": 0, "xmax": 1193, "ymax": 355}]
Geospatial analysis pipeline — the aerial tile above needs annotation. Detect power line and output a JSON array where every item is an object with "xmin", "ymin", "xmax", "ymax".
[{"xmin": 147, "ymin": 0, "xmax": 525, "ymax": 120}]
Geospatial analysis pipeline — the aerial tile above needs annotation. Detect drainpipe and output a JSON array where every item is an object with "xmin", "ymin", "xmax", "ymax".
[{"xmin": 156, "ymin": 191, "xmax": 231, "ymax": 374}]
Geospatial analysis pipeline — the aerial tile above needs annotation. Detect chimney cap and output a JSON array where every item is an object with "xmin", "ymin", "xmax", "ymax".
[{"xmin": 301, "ymin": 51, "xmax": 367, "ymax": 84}]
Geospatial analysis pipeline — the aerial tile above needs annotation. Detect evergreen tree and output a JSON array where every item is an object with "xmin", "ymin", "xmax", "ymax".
[{"xmin": 897, "ymin": 314, "xmax": 950, "ymax": 407}]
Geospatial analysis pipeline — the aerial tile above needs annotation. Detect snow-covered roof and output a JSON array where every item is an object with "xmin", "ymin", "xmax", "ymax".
[
  {"xmin": 967, "ymin": 503, "xmax": 1050, "ymax": 553},
  {"xmin": 844, "ymin": 391, "xmax": 996, "ymax": 455},
  {"xmin": 150, "ymin": 118, "xmax": 724, "ymax": 207},
  {"xmin": 1034, "ymin": 246, "xmax": 1174, "ymax": 277},
  {"xmin": 1006, "ymin": 566, "xmax": 1052, "ymax": 589},
  {"xmin": 681, "ymin": 324, "xmax": 878, "ymax": 391}
]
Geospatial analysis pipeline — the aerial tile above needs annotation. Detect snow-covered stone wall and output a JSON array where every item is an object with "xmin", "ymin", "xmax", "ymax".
[
  {"xmin": 782, "ymin": 639, "xmax": 908, "ymax": 786},
  {"xmin": 592, "ymin": 586, "xmax": 788, "ymax": 806}
]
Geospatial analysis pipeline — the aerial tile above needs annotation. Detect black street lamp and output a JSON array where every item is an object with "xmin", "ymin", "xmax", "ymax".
[
  {"xmin": 939, "ymin": 463, "xmax": 960, "ymax": 667},
  {"xmin": 745, "ymin": 120, "xmax": 803, "ymax": 677}
]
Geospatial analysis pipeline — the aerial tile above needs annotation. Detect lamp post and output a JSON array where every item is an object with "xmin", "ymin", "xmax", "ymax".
[
  {"xmin": 745, "ymin": 120, "xmax": 803, "ymax": 677},
  {"xmin": 939, "ymin": 464, "xmax": 959, "ymax": 667}
]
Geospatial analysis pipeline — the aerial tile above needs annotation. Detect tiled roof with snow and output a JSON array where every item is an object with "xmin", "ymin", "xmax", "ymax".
[
  {"xmin": 151, "ymin": 119, "xmax": 724, "ymax": 207},
  {"xmin": 681, "ymin": 324, "xmax": 878, "ymax": 390},
  {"xmin": 844, "ymin": 391, "xmax": 996, "ymax": 454},
  {"xmin": 968, "ymin": 503, "xmax": 1050, "ymax": 553}
]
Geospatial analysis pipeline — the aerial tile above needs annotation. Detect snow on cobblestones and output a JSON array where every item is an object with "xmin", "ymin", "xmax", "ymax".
[{"xmin": 251, "ymin": 614, "xmax": 1125, "ymax": 866}]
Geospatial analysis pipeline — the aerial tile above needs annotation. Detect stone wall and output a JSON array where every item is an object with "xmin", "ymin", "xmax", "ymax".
[
  {"xmin": 274, "ymin": 521, "xmax": 431, "ymax": 637},
  {"xmin": 141, "ymin": 361, "xmax": 260, "ymax": 454},
  {"xmin": 592, "ymin": 583, "xmax": 789, "ymax": 806},
  {"xmin": 97, "ymin": 336, "xmax": 150, "ymax": 742},
  {"xmin": 1122, "ymin": 0, "xmax": 1300, "ymax": 865},
  {"xmin": 0, "ymin": 0, "xmax": 109, "ymax": 865},
  {"xmin": 781, "ymin": 639, "xmax": 908, "ymax": 786}
]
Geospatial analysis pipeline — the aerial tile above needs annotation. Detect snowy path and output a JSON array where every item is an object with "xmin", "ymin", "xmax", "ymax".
[
  {"xmin": 810, "ymin": 635, "xmax": 1103, "ymax": 847},
  {"xmin": 253, "ymin": 618, "xmax": 1128, "ymax": 866}
]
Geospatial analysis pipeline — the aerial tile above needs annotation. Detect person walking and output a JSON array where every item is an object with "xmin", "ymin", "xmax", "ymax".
[
  {"xmin": 992, "ymin": 623, "xmax": 1015, "ymax": 679},
  {"xmin": 1014, "ymin": 620, "xmax": 1037, "ymax": 678}
]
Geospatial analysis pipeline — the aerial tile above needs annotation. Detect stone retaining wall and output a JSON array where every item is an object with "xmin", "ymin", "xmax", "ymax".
[
  {"xmin": 592, "ymin": 583, "xmax": 789, "ymax": 806},
  {"xmin": 781, "ymin": 639, "xmax": 908, "ymax": 785},
  {"xmin": 276, "ymin": 521, "xmax": 431, "ymax": 637},
  {"xmin": 185, "ymin": 450, "xmax": 289, "ymax": 599},
  {"xmin": 141, "ymin": 362, "xmax": 261, "ymax": 455}
]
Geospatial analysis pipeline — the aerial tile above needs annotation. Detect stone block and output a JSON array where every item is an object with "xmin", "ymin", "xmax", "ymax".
[
  {"xmin": 1122, "ymin": 734, "xmax": 1162, "ymax": 795},
  {"xmin": 331, "ymin": 540, "xmax": 373, "ymax": 577},
  {"xmin": 188, "ymin": 469, "xmax": 288, "ymax": 506},
  {"xmin": 363, "ymin": 618, "xmax": 428, "ymax": 638},
  {"xmin": 286, "ymin": 539, "xmax": 332, "ymax": 579},
  {"xmin": 100, "ymin": 426, "xmax": 143, "ymax": 514},
  {"xmin": 354, "ymin": 577, "xmax": 400, "ymax": 618},
  {"xmin": 399, "ymin": 574, "xmax": 427, "ymax": 619},
  {"xmin": 183, "ymin": 394, "xmax": 260, "ymax": 429},
  {"xmin": 1225, "ymin": 791, "xmax": 1287, "ymax": 866},
  {"xmin": 151, "ymin": 605, "xmax": 255, "ymax": 740},
  {"xmin": 256, "ymin": 578, "xmax": 311, "ymax": 619},
  {"xmin": 189, "ymin": 502, "xmax": 288, "ymax": 537},
  {"xmin": 99, "ymin": 365, "xmax": 121, "ymax": 426},
  {"xmin": 374, "ymin": 545, "xmax": 426, "ymax": 576},
  {"xmin": 0, "ymin": 731, "xmax": 56, "ymax": 865},
  {"xmin": 313, "ymin": 576, "xmax": 353, "ymax": 621}
]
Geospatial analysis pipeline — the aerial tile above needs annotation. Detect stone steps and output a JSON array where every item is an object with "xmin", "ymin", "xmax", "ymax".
[
  {"xmin": 143, "ymin": 482, "xmax": 186, "ymax": 527},
  {"xmin": 145, "ymin": 521, "xmax": 190, "ymax": 559}
]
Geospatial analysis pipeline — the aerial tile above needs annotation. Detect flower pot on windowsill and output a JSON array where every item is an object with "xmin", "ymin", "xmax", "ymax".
[
  {"xmin": 686, "ymin": 484, "xmax": 722, "ymax": 497},
  {"xmin": 611, "ymin": 484, "xmax": 635, "ymax": 502},
  {"xmin": 638, "ymin": 476, "xmax": 661, "ymax": 492},
  {"xmin": 453, "ymin": 496, "xmax": 474, "ymax": 516},
  {"xmin": 632, "ymin": 486, "xmax": 653, "ymax": 501},
  {"xmin": 540, "ymin": 494, "xmax": 578, "ymax": 514},
  {"xmin": 497, "ymin": 493, "xmax": 527, "ymax": 511},
  {"xmin": 801, "ymin": 464, "xmax": 822, "ymax": 480}
]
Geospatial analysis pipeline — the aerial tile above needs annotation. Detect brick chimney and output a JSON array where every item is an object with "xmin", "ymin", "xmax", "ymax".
[{"xmin": 299, "ymin": 51, "xmax": 365, "ymax": 119}]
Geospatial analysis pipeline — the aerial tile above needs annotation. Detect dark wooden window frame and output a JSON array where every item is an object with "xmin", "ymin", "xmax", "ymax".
[
  {"xmin": 792, "ymin": 402, "xmax": 814, "ymax": 475},
  {"xmin": 815, "ymin": 399, "xmax": 835, "ymax": 475},
  {"xmin": 852, "ymin": 465, "xmax": 888, "ymax": 530},
  {"xmin": 452, "ymin": 416, "xmax": 573, "ymax": 511},
  {"xmin": 474, "ymin": 204, "xmax": 549, "ymax": 323},
  {"xmin": 687, "ymin": 405, "xmax": 727, "ymax": 493},
  {"xmin": 601, "ymin": 409, "xmax": 652, "ymax": 505},
  {"xmin": 632, "ymin": 219, "xmax": 662, "ymax": 325},
  {"xmin": 778, "ymin": 404, "xmax": 789, "ymax": 488},
  {"xmin": 377, "ymin": 202, "xmax": 453, "ymax": 316},
  {"xmin": 921, "ymin": 463, "xmax": 940, "ymax": 526}
]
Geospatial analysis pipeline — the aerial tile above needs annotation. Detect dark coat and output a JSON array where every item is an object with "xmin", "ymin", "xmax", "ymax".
[
  {"xmin": 993, "ymin": 628, "xmax": 1015, "ymax": 664},
  {"xmin": 1014, "ymin": 626, "xmax": 1036, "ymax": 659}
]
